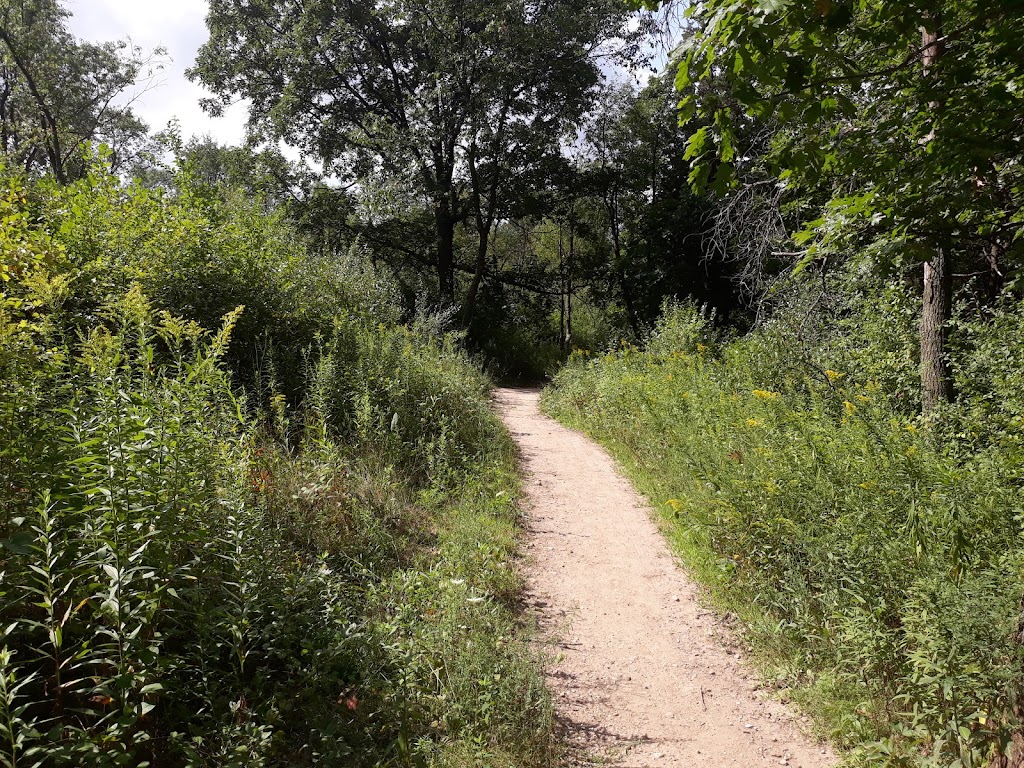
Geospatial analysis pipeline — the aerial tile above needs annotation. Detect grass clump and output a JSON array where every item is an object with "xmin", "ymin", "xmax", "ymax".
[{"xmin": 543, "ymin": 298, "xmax": 1024, "ymax": 768}]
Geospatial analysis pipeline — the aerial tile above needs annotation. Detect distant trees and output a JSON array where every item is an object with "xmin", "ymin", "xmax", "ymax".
[
  {"xmin": 0, "ymin": 0, "xmax": 156, "ymax": 182},
  {"xmin": 193, "ymin": 0, "xmax": 637, "ymax": 307}
]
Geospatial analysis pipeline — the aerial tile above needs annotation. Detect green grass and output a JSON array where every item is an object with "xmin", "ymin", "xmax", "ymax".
[{"xmin": 542, "ymin": 305, "xmax": 1024, "ymax": 768}]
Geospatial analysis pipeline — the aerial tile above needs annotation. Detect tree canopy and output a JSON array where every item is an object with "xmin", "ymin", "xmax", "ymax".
[
  {"xmin": 0, "ymin": 0, "xmax": 157, "ymax": 182},
  {"xmin": 632, "ymin": 0, "xmax": 1024, "ymax": 412},
  {"xmin": 193, "ymin": 0, "xmax": 639, "ymax": 305}
]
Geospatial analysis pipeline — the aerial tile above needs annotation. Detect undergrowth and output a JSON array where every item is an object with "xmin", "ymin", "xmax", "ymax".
[
  {"xmin": 543, "ymin": 298, "xmax": 1024, "ymax": 768},
  {"xmin": 0, "ymin": 163, "xmax": 553, "ymax": 766}
]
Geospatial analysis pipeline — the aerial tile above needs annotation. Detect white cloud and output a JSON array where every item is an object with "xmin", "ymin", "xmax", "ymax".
[{"xmin": 65, "ymin": 0, "xmax": 249, "ymax": 145}]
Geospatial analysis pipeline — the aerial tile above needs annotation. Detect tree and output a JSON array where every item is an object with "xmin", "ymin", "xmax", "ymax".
[
  {"xmin": 567, "ymin": 77, "xmax": 743, "ymax": 334},
  {"xmin": 192, "ymin": 0, "xmax": 637, "ymax": 306},
  {"xmin": 0, "ymin": 0, "xmax": 157, "ymax": 183},
  {"xmin": 633, "ymin": 0, "xmax": 1024, "ymax": 414}
]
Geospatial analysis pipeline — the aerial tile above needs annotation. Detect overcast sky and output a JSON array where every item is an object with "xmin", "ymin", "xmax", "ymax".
[{"xmin": 66, "ymin": 0, "xmax": 249, "ymax": 145}]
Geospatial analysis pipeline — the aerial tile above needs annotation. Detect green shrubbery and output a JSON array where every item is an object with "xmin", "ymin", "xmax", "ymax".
[
  {"xmin": 544, "ymin": 293, "xmax": 1024, "ymax": 767},
  {"xmin": 0, "ymin": 162, "xmax": 552, "ymax": 766}
]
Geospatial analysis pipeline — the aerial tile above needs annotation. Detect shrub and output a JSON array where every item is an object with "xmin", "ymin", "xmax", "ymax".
[{"xmin": 0, "ymin": 164, "xmax": 553, "ymax": 767}]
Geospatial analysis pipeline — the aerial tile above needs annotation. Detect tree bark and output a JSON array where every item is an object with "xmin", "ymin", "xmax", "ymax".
[
  {"xmin": 462, "ymin": 129, "xmax": 504, "ymax": 327},
  {"xmin": 918, "ymin": 21, "xmax": 952, "ymax": 415},
  {"xmin": 618, "ymin": 267, "xmax": 641, "ymax": 339},
  {"xmin": 920, "ymin": 248, "xmax": 953, "ymax": 413},
  {"xmin": 558, "ymin": 222, "xmax": 567, "ymax": 351},
  {"xmin": 435, "ymin": 194, "xmax": 456, "ymax": 301},
  {"xmin": 566, "ymin": 217, "xmax": 575, "ymax": 350}
]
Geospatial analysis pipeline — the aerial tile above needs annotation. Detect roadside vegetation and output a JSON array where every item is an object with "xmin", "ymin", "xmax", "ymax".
[
  {"xmin": 0, "ymin": 163, "xmax": 553, "ymax": 767},
  {"xmin": 5, "ymin": 0, "xmax": 1024, "ymax": 765},
  {"xmin": 544, "ymin": 295, "xmax": 1024, "ymax": 767}
]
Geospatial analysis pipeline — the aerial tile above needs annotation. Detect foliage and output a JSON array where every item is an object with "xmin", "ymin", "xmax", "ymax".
[
  {"xmin": 544, "ymin": 291, "xmax": 1024, "ymax": 767},
  {"xmin": 656, "ymin": 0, "xmax": 1024, "ymax": 258},
  {"xmin": 193, "ymin": 0, "xmax": 639, "ymax": 302},
  {"xmin": 0, "ymin": 0, "xmax": 157, "ymax": 182},
  {"xmin": 0, "ymin": 165, "xmax": 554, "ymax": 766}
]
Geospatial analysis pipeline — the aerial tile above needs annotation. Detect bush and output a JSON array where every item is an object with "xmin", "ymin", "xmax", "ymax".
[{"xmin": 0, "ymin": 164, "xmax": 553, "ymax": 766}]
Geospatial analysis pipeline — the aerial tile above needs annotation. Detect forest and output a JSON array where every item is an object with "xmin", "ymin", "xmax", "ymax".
[{"xmin": 1, "ymin": 0, "xmax": 1023, "ymax": 766}]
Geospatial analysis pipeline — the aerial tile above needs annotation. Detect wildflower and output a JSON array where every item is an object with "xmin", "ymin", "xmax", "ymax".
[
  {"xmin": 844, "ymin": 400, "xmax": 857, "ymax": 414},
  {"xmin": 752, "ymin": 389, "xmax": 780, "ymax": 400},
  {"xmin": 858, "ymin": 481, "xmax": 877, "ymax": 490},
  {"xmin": 746, "ymin": 418, "xmax": 761, "ymax": 427},
  {"xmin": 825, "ymin": 369, "xmax": 845, "ymax": 382},
  {"xmin": 906, "ymin": 445, "xmax": 918, "ymax": 457},
  {"xmin": 697, "ymin": 343, "xmax": 708, "ymax": 353},
  {"xmin": 905, "ymin": 423, "xmax": 918, "ymax": 433},
  {"xmin": 664, "ymin": 499, "xmax": 683, "ymax": 511}
]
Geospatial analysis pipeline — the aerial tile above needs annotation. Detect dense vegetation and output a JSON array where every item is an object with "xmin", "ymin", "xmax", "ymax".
[
  {"xmin": 543, "ymin": 3, "xmax": 1024, "ymax": 765},
  {"xmin": 544, "ymin": 294, "xmax": 1024, "ymax": 766},
  {"xmin": 0, "ymin": 162, "xmax": 554, "ymax": 766},
  {"xmin": 5, "ymin": 0, "xmax": 1024, "ymax": 765}
]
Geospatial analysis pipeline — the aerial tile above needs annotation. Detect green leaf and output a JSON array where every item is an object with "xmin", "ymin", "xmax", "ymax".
[
  {"xmin": 1, "ymin": 532, "xmax": 35, "ymax": 556},
  {"xmin": 684, "ymin": 127, "xmax": 709, "ymax": 161}
]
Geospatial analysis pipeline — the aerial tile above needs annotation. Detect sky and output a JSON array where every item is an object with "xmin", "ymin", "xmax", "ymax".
[
  {"xmin": 66, "ymin": 0, "xmax": 249, "ymax": 145},
  {"xmin": 64, "ymin": 1, "xmax": 679, "ymax": 150}
]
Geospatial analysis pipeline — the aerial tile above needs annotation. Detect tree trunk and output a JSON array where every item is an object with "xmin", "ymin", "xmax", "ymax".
[
  {"xmin": 918, "ymin": 22, "xmax": 952, "ymax": 415},
  {"xmin": 566, "ymin": 218, "xmax": 575, "ymax": 350},
  {"xmin": 920, "ymin": 249, "xmax": 953, "ymax": 413},
  {"xmin": 558, "ymin": 222, "xmax": 567, "ymax": 352},
  {"xmin": 462, "ymin": 135, "xmax": 503, "ymax": 327},
  {"xmin": 618, "ymin": 267, "xmax": 641, "ymax": 339},
  {"xmin": 463, "ymin": 243, "xmax": 485, "ymax": 327},
  {"xmin": 435, "ymin": 196, "xmax": 456, "ymax": 301}
]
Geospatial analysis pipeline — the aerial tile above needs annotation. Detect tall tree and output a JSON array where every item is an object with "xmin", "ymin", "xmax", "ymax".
[
  {"xmin": 0, "ymin": 0, "xmax": 155, "ymax": 182},
  {"xmin": 634, "ymin": 0, "xmax": 1024, "ymax": 414},
  {"xmin": 193, "ymin": 0, "xmax": 636, "ymax": 305}
]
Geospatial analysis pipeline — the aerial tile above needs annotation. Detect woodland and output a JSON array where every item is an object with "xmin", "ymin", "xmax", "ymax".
[{"xmin": 1, "ymin": 0, "xmax": 1024, "ymax": 766}]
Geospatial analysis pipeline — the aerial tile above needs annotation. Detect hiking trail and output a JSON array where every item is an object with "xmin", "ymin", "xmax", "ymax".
[{"xmin": 493, "ymin": 387, "xmax": 837, "ymax": 768}]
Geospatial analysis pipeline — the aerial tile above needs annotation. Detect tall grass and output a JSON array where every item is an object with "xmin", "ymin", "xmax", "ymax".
[
  {"xmin": 0, "ymin": 163, "xmax": 553, "ymax": 766},
  {"xmin": 544, "ymin": 300, "xmax": 1024, "ymax": 768}
]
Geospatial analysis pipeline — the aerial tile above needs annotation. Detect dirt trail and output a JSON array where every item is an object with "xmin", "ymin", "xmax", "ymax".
[{"xmin": 493, "ymin": 387, "xmax": 836, "ymax": 768}]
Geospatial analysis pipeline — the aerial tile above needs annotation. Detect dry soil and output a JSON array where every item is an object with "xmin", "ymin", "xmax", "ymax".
[{"xmin": 493, "ymin": 387, "xmax": 837, "ymax": 768}]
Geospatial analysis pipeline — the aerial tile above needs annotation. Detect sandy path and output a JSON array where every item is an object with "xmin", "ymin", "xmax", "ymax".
[{"xmin": 493, "ymin": 387, "xmax": 836, "ymax": 768}]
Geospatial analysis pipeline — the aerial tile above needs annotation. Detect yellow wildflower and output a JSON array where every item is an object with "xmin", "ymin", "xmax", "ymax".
[
  {"xmin": 904, "ymin": 423, "xmax": 918, "ymax": 433},
  {"xmin": 746, "ymin": 418, "xmax": 761, "ymax": 427},
  {"xmin": 844, "ymin": 400, "xmax": 857, "ymax": 414},
  {"xmin": 753, "ymin": 389, "xmax": 780, "ymax": 400},
  {"xmin": 825, "ymin": 369, "xmax": 845, "ymax": 382},
  {"xmin": 697, "ymin": 343, "xmax": 708, "ymax": 353},
  {"xmin": 858, "ymin": 481, "xmax": 877, "ymax": 490}
]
